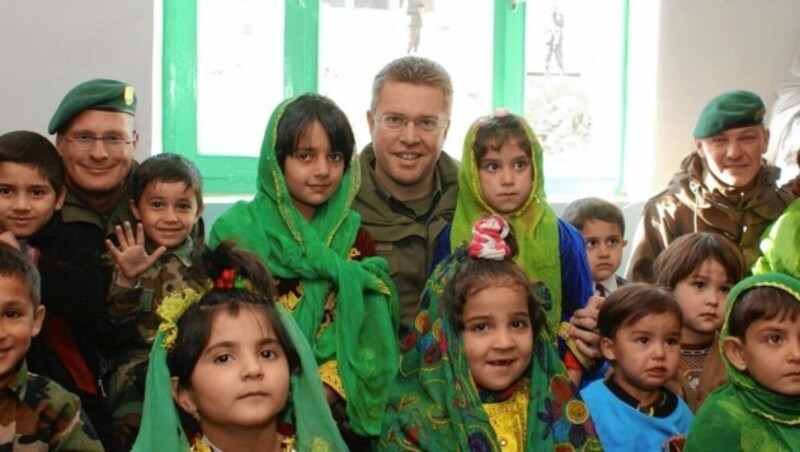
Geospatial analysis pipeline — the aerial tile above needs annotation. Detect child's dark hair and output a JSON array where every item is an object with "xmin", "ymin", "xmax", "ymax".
[
  {"xmin": 561, "ymin": 197, "xmax": 626, "ymax": 236},
  {"xmin": 653, "ymin": 232, "xmax": 745, "ymax": 289},
  {"xmin": 0, "ymin": 130, "xmax": 65, "ymax": 191},
  {"xmin": 131, "ymin": 153, "xmax": 203, "ymax": 208},
  {"xmin": 167, "ymin": 242, "xmax": 300, "ymax": 389},
  {"xmin": 275, "ymin": 93, "xmax": 355, "ymax": 172},
  {"xmin": 728, "ymin": 286, "xmax": 800, "ymax": 340},
  {"xmin": 0, "ymin": 241, "xmax": 41, "ymax": 307},
  {"xmin": 598, "ymin": 283, "xmax": 683, "ymax": 339},
  {"xmin": 444, "ymin": 229, "xmax": 547, "ymax": 335},
  {"xmin": 472, "ymin": 114, "xmax": 532, "ymax": 162}
]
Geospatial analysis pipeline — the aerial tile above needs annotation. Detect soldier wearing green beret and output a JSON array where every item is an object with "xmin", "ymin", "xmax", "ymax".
[
  {"xmin": 38, "ymin": 78, "xmax": 144, "ymax": 449},
  {"xmin": 627, "ymin": 90, "xmax": 796, "ymax": 283}
]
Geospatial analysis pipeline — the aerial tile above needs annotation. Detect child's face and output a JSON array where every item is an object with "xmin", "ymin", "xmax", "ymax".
[
  {"xmin": 0, "ymin": 274, "xmax": 44, "ymax": 387},
  {"xmin": 462, "ymin": 283, "xmax": 533, "ymax": 392},
  {"xmin": 673, "ymin": 258, "xmax": 731, "ymax": 344},
  {"xmin": 283, "ymin": 120, "xmax": 345, "ymax": 220},
  {"xmin": 724, "ymin": 314, "xmax": 800, "ymax": 396},
  {"xmin": 0, "ymin": 162, "xmax": 65, "ymax": 239},
  {"xmin": 581, "ymin": 219, "xmax": 626, "ymax": 282},
  {"xmin": 173, "ymin": 306, "xmax": 291, "ymax": 434},
  {"xmin": 131, "ymin": 181, "xmax": 202, "ymax": 249},
  {"xmin": 477, "ymin": 140, "xmax": 532, "ymax": 214},
  {"xmin": 601, "ymin": 312, "xmax": 681, "ymax": 403}
]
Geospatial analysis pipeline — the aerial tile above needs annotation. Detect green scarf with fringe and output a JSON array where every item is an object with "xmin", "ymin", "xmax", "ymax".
[{"xmin": 209, "ymin": 95, "xmax": 399, "ymax": 436}]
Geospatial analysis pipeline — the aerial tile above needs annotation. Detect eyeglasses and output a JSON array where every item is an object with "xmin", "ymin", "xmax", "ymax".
[
  {"xmin": 376, "ymin": 113, "xmax": 447, "ymax": 133},
  {"xmin": 65, "ymin": 133, "xmax": 133, "ymax": 151}
]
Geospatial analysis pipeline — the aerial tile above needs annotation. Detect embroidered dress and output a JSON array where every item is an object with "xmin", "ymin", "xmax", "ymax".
[
  {"xmin": 380, "ymin": 248, "xmax": 601, "ymax": 451},
  {"xmin": 210, "ymin": 95, "xmax": 399, "ymax": 436},
  {"xmin": 685, "ymin": 273, "xmax": 800, "ymax": 451}
]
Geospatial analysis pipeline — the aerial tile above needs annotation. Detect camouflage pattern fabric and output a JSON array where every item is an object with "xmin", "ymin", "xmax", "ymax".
[
  {"xmin": 106, "ymin": 238, "xmax": 201, "ymax": 451},
  {"xmin": 0, "ymin": 361, "xmax": 104, "ymax": 451}
]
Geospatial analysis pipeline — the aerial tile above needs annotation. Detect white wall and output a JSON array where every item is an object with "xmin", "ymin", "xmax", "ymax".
[{"xmin": 0, "ymin": 0, "xmax": 154, "ymax": 160}]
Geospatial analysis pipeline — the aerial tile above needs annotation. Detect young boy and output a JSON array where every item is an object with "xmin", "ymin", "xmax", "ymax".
[
  {"xmin": 562, "ymin": 197, "xmax": 628, "ymax": 297},
  {"xmin": 686, "ymin": 272, "xmax": 800, "ymax": 450},
  {"xmin": 653, "ymin": 233, "xmax": 745, "ymax": 411},
  {"xmin": 105, "ymin": 153, "xmax": 205, "ymax": 450},
  {"xmin": 581, "ymin": 283, "xmax": 693, "ymax": 452},
  {"xmin": 0, "ymin": 130, "xmax": 114, "ymax": 447},
  {"xmin": 0, "ymin": 242, "xmax": 103, "ymax": 450}
]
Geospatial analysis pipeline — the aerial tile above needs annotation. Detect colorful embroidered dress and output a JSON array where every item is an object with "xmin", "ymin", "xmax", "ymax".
[
  {"xmin": 380, "ymin": 248, "xmax": 602, "ymax": 451},
  {"xmin": 685, "ymin": 273, "xmax": 800, "ymax": 450},
  {"xmin": 209, "ymin": 95, "xmax": 399, "ymax": 436}
]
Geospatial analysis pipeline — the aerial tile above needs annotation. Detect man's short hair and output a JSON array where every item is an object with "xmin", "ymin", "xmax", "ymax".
[
  {"xmin": 370, "ymin": 56, "xmax": 453, "ymax": 116},
  {"xmin": 561, "ymin": 197, "xmax": 625, "ymax": 236}
]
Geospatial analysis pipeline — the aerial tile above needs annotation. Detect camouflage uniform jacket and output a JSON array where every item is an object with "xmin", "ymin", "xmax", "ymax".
[
  {"xmin": 627, "ymin": 152, "xmax": 794, "ymax": 282},
  {"xmin": 108, "ymin": 237, "xmax": 200, "ymax": 348},
  {"xmin": 0, "ymin": 361, "xmax": 104, "ymax": 451},
  {"xmin": 352, "ymin": 145, "xmax": 458, "ymax": 324}
]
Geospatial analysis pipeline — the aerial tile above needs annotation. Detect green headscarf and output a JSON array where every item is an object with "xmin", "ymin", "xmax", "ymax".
[
  {"xmin": 752, "ymin": 197, "xmax": 800, "ymax": 277},
  {"xmin": 686, "ymin": 273, "xmax": 800, "ymax": 450},
  {"xmin": 133, "ymin": 305, "xmax": 347, "ymax": 451},
  {"xmin": 450, "ymin": 112, "xmax": 563, "ymax": 329},
  {"xmin": 380, "ymin": 248, "xmax": 601, "ymax": 451},
  {"xmin": 210, "ymin": 94, "xmax": 399, "ymax": 436}
]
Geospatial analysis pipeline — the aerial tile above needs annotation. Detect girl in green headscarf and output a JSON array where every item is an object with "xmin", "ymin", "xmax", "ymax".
[
  {"xmin": 381, "ymin": 215, "xmax": 601, "ymax": 451},
  {"xmin": 209, "ymin": 94, "xmax": 399, "ymax": 441},
  {"xmin": 685, "ymin": 272, "xmax": 800, "ymax": 450},
  {"xmin": 133, "ymin": 243, "xmax": 346, "ymax": 451},
  {"xmin": 446, "ymin": 110, "xmax": 595, "ymax": 379}
]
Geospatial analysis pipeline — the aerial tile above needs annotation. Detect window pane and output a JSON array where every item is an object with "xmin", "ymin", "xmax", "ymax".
[
  {"xmin": 525, "ymin": 0, "xmax": 626, "ymax": 195},
  {"xmin": 318, "ymin": 0, "xmax": 493, "ymax": 158},
  {"xmin": 197, "ymin": 0, "xmax": 284, "ymax": 157}
]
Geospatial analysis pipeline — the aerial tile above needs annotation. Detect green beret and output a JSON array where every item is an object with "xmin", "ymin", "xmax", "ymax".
[
  {"xmin": 693, "ymin": 90, "xmax": 765, "ymax": 139},
  {"xmin": 48, "ymin": 79, "xmax": 137, "ymax": 134}
]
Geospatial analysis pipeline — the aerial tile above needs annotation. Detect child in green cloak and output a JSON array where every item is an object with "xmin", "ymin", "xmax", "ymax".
[
  {"xmin": 381, "ymin": 215, "xmax": 601, "ymax": 451},
  {"xmin": 210, "ymin": 93, "xmax": 399, "ymax": 445},
  {"xmin": 132, "ymin": 242, "xmax": 346, "ymax": 451},
  {"xmin": 685, "ymin": 272, "xmax": 800, "ymax": 450}
]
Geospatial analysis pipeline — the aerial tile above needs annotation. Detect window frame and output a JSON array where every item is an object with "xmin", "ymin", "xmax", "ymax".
[{"xmin": 162, "ymin": 0, "xmax": 629, "ymax": 196}]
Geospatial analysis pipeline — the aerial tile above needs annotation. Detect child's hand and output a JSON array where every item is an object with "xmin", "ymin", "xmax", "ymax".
[
  {"xmin": 569, "ymin": 295, "xmax": 604, "ymax": 359},
  {"xmin": 0, "ymin": 231, "xmax": 20, "ymax": 250},
  {"xmin": 663, "ymin": 434, "xmax": 686, "ymax": 452},
  {"xmin": 106, "ymin": 221, "xmax": 166, "ymax": 287}
]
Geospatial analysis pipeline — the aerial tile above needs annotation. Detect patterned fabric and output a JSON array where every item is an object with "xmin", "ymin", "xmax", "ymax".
[
  {"xmin": 685, "ymin": 273, "xmax": 800, "ymax": 451},
  {"xmin": 0, "ymin": 361, "xmax": 104, "ymax": 451},
  {"xmin": 133, "ymin": 307, "xmax": 347, "ymax": 452},
  {"xmin": 210, "ymin": 95, "xmax": 399, "ymax": 436},
  {"xmin": 627, "ymin": 153, "xmax": 793, "ymax": 282},
  {"xmin": 449, "ymin": 112, "xmax": 569, "ymax": 331},
  {"xmin": 380, "ymin": 249, "xmax": 602, "ymax": 451}
]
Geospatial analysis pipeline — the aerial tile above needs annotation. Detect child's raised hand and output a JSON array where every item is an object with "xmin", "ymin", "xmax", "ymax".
[{"xmin": 105, "ymin": 221, "xmax": 167, "ymax": 287}]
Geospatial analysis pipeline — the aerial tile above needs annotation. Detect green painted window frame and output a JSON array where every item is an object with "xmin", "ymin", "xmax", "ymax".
[{"xmin": 162, "ymin": 0, "xmax": 628, "ymax": 195}]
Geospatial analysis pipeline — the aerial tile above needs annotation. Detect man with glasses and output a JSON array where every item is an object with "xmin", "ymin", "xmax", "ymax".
[
  {"xmin": 353, "ymin": 56, "xmax": 459, "ymax": 324},
  {"xmin": 34, "ymin": 78, "xmax": 142, "ymax": 449}
]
